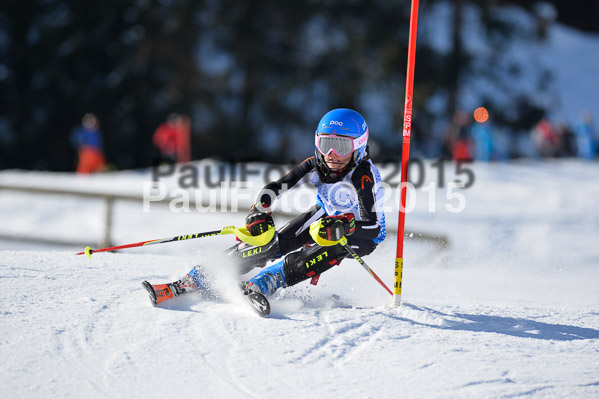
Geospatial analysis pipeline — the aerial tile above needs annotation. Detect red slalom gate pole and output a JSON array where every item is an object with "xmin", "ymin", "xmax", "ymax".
[{"xmin": 394, "ymin": 0, "xmax": 420, "ymax": 307}]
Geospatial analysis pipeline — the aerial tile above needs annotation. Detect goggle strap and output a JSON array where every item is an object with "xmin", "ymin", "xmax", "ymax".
[{"xmin": 351, "ymin": 130, "xmax": 369, "ymax": 149}]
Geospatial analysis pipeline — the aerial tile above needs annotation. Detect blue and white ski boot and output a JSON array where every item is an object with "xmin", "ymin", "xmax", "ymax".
[{"xmin": 242, "ymin": 260, "xmax": 287, "ymax": 296}]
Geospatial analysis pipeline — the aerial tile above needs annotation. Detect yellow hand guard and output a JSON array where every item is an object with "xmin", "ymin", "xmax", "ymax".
[{"xmin": 309, "ymin": 220, "xmax": 342, "ymax": 246}]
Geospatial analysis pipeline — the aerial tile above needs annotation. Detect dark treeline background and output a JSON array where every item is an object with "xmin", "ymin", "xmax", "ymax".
[{"xmin": 0, "ymin": 0, "xmax": 597, "ymax": 171}]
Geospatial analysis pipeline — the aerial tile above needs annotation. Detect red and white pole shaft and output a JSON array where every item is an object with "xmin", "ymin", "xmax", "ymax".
[{"xmin": 394, "ymin": 0, "xmax": 420, "ymax": 307}]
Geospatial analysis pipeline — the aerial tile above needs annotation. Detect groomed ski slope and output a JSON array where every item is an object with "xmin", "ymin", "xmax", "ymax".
[{"xmin": 1, "ymin": 160, "xmax": 599, "ymax": 398}]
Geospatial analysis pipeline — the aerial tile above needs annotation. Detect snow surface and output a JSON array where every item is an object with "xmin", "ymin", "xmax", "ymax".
[{"xmin": 1, "ymin": 160, "xmax": 599, "ymax": 398}]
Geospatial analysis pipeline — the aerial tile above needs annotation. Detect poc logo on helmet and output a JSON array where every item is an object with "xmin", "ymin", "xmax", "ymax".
[{"xmin": 330, "ymin": 120, "xmax": 343, "ymax": 126}]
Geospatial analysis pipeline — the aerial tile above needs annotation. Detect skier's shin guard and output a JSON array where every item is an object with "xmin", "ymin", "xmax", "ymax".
[{"xmin": 283, "ymin": 244, "xmax": 347, "ymax": 287}]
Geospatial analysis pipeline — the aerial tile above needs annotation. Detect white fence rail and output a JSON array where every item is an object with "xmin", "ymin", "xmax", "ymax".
[{"xmin": 0, "ymin": 184, "xmax": 449, "ymax": 253}]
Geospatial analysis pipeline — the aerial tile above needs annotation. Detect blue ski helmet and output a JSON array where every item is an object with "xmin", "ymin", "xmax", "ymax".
[{"xmin": 314, "ymin": 108, "xmax": 369, "ymax": 183}]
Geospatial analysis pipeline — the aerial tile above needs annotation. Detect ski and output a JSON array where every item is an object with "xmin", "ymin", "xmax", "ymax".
[
  {"xmin": 244, "ymin": 291, "xmax": 271, "ymax": 317},
  {"xmin": 141, "ymin": 280, "xmax": 271, "ymax": 317}
]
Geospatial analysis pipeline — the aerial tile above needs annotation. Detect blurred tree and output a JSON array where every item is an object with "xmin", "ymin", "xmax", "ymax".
[
  {"xmin": 0, "ymin": 0, "xmax": 204, "ymax": 170},
  {"xmin": 500, "ymin": 0, "xmax": 599, "ymax": 33},
  {"xmin": 0, "ymin": 0, "xmax": 593, "ymax": 170}
]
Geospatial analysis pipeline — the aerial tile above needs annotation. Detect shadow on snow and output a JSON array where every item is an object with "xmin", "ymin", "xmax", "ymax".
[{"xmin": 394, "ymin": 303, "xmax": 599, "ymax": 341}]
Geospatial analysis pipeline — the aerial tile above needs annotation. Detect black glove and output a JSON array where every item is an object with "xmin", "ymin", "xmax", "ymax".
[
  {"xmin": 245, "ymin": 203, "xmax": 274, "ymax": 236},
  {"xmin": 318, "ymin": 213, "xmax": 355, "ymax": 242}
]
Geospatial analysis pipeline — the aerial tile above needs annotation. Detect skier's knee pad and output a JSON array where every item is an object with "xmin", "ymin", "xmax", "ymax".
[
  {"xmin": 283, "ymin": 244, "xmax": 347, "ymax": 286},
  {"xmin": 227, "ymin": 235, "xmax": 281, "ymax": 274}
]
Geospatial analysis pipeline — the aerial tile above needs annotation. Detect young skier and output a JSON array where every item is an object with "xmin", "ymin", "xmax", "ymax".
[{"xmin": 143, "ymin": 108, "xmax": 386, "ymax": 309}]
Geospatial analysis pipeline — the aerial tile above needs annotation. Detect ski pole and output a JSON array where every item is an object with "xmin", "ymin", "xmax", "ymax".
[
  {"xmin": 76, "ymin": 225, "xmax": 275, "ymax": 258},
  {"xmin": 339, "ymin": 237, "xmax": 393, "ymax": 296}
]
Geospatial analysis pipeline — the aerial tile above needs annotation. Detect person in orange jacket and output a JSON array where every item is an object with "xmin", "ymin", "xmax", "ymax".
[{"xmin": 70, "ymin": 113, "xmax": 106, "ymax": 174}]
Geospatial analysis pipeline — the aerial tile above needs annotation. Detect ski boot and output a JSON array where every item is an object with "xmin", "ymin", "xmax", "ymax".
[
  {"xmin": 238, "ymin": 260, "xmax": 286, "ymax": 317},
  {"xmin": 242, "ymin": 259, "xmax": 287, "ymax": 296},
  {"xmin": 142, "ymin": 266, "xmax": 208, "ymax": 306}
]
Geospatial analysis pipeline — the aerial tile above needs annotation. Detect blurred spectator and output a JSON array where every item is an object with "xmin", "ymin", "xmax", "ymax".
[
  {"xmin": 573, "ymin": 111, "xmax": 596, "ymax": 160},
  {"xmin": 554, "ymin": 121, "xmax": 577, "ymax": 158},
  {"xmin": 471, "ymin": 112, "xmax": 494, "ymax": 162},
  {"xmin": 531, "ymin": 117, "xmax": 559, "ymax": 157},
  {"xmin": 70, "ymin": 113, "xmax": 106, "ymax": 174},
  {"xmin": 152, "ymin": 113, "xmax": 191, "ymax": 164},
  {"xmin": 443, "ymin": 110, "xmax": 473, "ymax": 161}
]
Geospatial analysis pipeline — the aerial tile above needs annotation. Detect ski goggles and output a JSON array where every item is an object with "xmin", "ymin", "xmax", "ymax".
[{"xmin": 315, "ymin": 131, "xmax": 368, "ymax": 157}]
